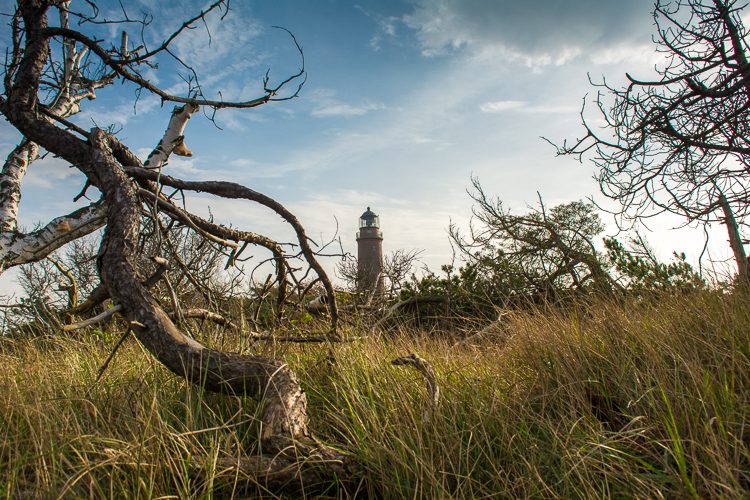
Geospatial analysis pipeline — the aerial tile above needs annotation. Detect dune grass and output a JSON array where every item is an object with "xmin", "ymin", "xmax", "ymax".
[{"xmin": 1, "ymin": 289, "xmax": 749, "ymax": 498}]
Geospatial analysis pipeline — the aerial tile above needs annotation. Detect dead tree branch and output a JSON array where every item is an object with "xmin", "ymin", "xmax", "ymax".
[
  {"xmin": 392, "ymin": 353, "xmax": 440, "ymax": 424},
  {"xmin": 127, "ymin": 166, "xmax": 338, "ymax": 332},
  {"xmin": 0, "ymin": 2, "xmax": 350, "ymax": 489}
]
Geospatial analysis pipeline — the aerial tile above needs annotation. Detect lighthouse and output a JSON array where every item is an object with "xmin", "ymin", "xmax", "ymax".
[{"xmin": 357, "ymin": 207, "xmax": 384, "ymax": 294}]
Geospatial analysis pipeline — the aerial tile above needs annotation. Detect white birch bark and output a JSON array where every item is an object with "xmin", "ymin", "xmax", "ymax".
[
  {"xmin": 0, "ymin": 103, "xmax": 200, "ymax": 268},
  {"xmin": 144, "ymin": 103, "xmax": 200, "ymax": 169},
  {"xmin": 0, "ymin": 201, "xmax": 106, "ymax": 270},
  {"xmin": 0, "ymin": 1, "xmax": 93, "ymax": 239},
  {"xmin": 0, "ymin": 83, "xmax": 98, "ymax": 231},
  {"xmin": 1, "ymin": 106, "xmax": 197, "ymax": 265},
  {"xmin": 0, "ymin": 4, "xmax": 199, "ymax": 271},
  {"xmin": 0, "ymin": 142, "xmax": 39, "ymax": 232}
]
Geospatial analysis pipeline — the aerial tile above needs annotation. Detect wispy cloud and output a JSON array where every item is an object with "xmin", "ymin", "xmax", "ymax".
[
  {"xmin": 479, "ymin": 100, "xmax": 526, "ymax": 113},
  {"xmin": 308, "ymin": 88, "xmax": 385, "ymax": 118},
  {"xmin": 0, "ymin": 120, "xmax": 21, "ymax": 151},
  {"xmin": 589, "ymin": 44, "xmax": 661, "ymax": 66},
  {"xmin": 24, "ymin": 156, "xmax": 82, "ymax": 189},
  {"xmin": 169, "ymin": 5, "xmax": 265, "ymax": 78},
  {"xmin": 224, "ymin": 130, "xmax": 384, "ymax": 180},
  {"xmin": 134, "ymin": 147, "xmax": 238, "ymax": 181},
  {"xmin": 74, "ymin": 94, "xmax": 161, "ymax": 129},
  {"xmin": 130, "ymin": 2, "xmax": 289, "ymax": 109},
  {"xmin": 356, "ymin": 5, "xmax": 400, "ymax": 51},
  {"xmin": 479, "ymin": 100, "xmax": 578, "ymax": 114},
  {"xmin": 312, "ymin": 102, "xmax": 385, "ymax": 117}
]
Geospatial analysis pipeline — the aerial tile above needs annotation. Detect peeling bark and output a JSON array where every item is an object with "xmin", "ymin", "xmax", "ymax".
[
  {"xmin": 0, "ymin": 201, "xmax": 105, "ymax": 269},
  {"xmin": 0, "ymin": 141, "xmax": 39, "ymax": 232},
  {"xmin": 0, "ymin": 96, "xmax": 197, "ymax": 270},
  {"xmin": 179, "ymin": 308, "xmax": 232, "ymax": 326},
  {"xmin": 144, "ymin": 103, "xmax": 199, "ymax": 169},
  {"xmin": 0, "ymin": 27, "xmax": 196, "ymax": 271}
]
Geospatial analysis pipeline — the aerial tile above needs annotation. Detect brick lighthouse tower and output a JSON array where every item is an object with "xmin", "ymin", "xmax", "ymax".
[{"xmin": 357, "ymin": 207, "xmax": 384, "ymax": 294}]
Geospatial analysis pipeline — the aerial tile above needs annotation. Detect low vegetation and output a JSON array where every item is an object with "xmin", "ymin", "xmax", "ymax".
[
  {"xmin": 2, "ymin": 1, "xmax": 750, "ymax": 497},
  {"xmin": 1, "ymin": 289, "xmax": 748, "ymax": 498}
]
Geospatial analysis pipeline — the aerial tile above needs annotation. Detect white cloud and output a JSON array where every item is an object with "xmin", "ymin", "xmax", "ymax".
[
  {"xmin": 24, "ymin": 156, "xmax": 82, "ymax": 189},
  {"xmin": 228, "ymin": 158, "xmax": 262, "ymax": 170},
  {"xmin": 74, "ymin": 94, "xmax": 161, "ymax": 129},
  {"xmin": 479, "ymin": 100, "xmax": 577, "ymax": 114},
  {"xmin": 403, "ymin": 0, "xmax": 654, "ymax": 66},
  {"xmin": 0, "ymin": 120, "xmax": 21, "ymax": 151},
  {"xmin": 312, "ymin": 102, "xmax": 385, "ymax": 117},
  {"xmin": 169, "ymin": 5, "xmax": 265, "ymax": 77},
  {"xmin": 589, "ymin": 44, "xmax": 661, "ymax": 66},
  {"xmin": 479, "ymin": 100, "xmax": 526, "ymax": 113},
  {"xmin": 134, "ymin": 147, "xmax": 242, "ymax": 181},
  {"xmin": 226, "ymin": 130, "xmax": 382, "ymax": 180},
  {"xmin": 126, "ymin": 2, "xmax": 287, "ymax": 108},
  {"xmin": 356, "ymin": 6, "xmax": 400, "ymax": 51},
  {"xmin": 162, "ymin": 156, "xmax": 208, "ymax": 178},
  {"xmin": 308, "ymin": 88, "xmax": 386, "ymax": 118}
]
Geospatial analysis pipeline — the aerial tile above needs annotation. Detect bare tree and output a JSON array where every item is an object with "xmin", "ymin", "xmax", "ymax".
[
  {"xmin": 450, "ymin": 178, "xmax": 620, "ymax": 302},
  {"xmin": 9, "ymin": 222, "xmax": 250, "ymax": 337},
  {"xmin": 0, "ymin": 0, "xmax": 350, "ymax": 485},
  {"xmin": 554, "ymin": 0, "xmax": 750, "ymax": 283},
  {"xmin": 7, "ymin": 236, "xmax": 99, "ymax": 333},
  {"xmin": 337, "ymin": 248, "xmax": 422, "ymax": 298}
]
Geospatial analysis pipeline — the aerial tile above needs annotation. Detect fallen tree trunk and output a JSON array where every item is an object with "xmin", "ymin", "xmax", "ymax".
[
  {"xmin": 372, "ymin": 295, "xmax": 449, "ymax": 332},
  {"xmin": 92, "ymin": 129, "xmax": 307, "ymax": 444},
  {"xmin": 89, "ymin": 129, "xmax": 354, "ymax": 486},
  {"xmin": 2, "ymin": 3, "xmax": 353, "ymax": 490}
]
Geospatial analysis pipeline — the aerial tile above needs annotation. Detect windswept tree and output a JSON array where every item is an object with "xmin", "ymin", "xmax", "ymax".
[
  {"xmin": 404, "ymin": 179, "xmax": 703, "ymax": 320},
  {"xmin": 0, "ymin": 0, "xmax": 350, "ymax": 485},
  {"xmin": 397, "ymin": 181, "xmax": 618, "ymax": 322},
  {"xmin": 450, "ymin": 178, "xmax": 620, "ymax": 303},
  {"xmin": 555, "ymin": 0, "xmax": 750, "ymax": 282},
  {"xmin": 604, "ymin": 234, "xmax": 705, "ymax": 290}
]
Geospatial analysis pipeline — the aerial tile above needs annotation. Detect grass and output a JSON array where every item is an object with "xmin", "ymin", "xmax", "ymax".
[{"xmin": 1, "ymin": 289, "xmax": 749, "ymax": 498}]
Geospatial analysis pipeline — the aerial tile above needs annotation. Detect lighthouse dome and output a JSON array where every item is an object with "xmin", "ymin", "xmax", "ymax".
[{"xmin": 359, "ymin": 206, "xmax": 380, "ymax": 228}]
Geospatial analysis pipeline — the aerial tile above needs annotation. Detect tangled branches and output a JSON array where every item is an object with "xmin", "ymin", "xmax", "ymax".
[{"xmin": 0, "ymin": 0, "xmax": 348, "ymax": 490}]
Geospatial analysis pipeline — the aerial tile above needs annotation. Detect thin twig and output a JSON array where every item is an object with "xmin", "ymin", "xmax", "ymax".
[
  {"xmin": 63, "ymin": 304, "xmax": 121, "ymax": 331},
  {"xmin": 94, "ymin": 326, "xmax": 132, "ymax": 383}
]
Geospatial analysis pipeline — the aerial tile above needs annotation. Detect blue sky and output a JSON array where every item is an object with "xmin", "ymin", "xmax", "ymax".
[{"xmin": 0, "ymin": 0, "xmax": 736, "ymax": 293}]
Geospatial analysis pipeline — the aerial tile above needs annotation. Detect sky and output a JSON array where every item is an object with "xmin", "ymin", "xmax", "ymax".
[{"xmin": 0, "ymin": 0, "xmax": 738, "ymax": 295}]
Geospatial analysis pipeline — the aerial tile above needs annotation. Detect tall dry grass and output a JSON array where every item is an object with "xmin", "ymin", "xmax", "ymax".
[{"xmin": 0, "ymin": 289, "xmax": 748, "ymax": 498}]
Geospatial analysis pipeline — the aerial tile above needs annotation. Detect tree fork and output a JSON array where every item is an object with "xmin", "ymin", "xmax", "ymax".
[
  {"xmin": 90, "ymin": 129, "xmax": 307, "ymax": 443},
  {"xmin": 89, "ymin": 129, "xmax": 354, "ymax": 487},
  {"xmin": 1, "ymin": 1, "xmax": 355, "ymax": 489}
]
